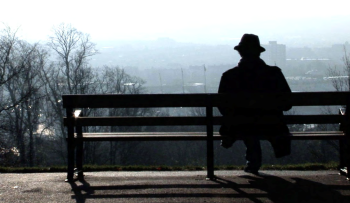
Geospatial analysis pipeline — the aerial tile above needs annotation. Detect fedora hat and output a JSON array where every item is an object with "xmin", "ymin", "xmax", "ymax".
[{"xmin": 234, "ymin": 34, "xmax": 265, "ymax": 53}]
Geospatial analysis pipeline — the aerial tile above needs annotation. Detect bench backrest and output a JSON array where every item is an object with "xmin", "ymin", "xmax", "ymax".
[{"xmin": 62, "ymin": 92, "xmax": 350, "ymax": 128}]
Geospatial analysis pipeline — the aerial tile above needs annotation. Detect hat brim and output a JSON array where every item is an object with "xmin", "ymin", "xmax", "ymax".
[{"xmin": 234, "ymin": 45, "xmax": 265, "ymax": 53}]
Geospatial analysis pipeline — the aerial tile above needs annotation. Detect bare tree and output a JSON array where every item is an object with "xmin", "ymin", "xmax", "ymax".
[
  {"xmin": 39, "ymin": 23, "xmax": 98, "ymax": 164},
  {"xmin": 47, "ymin": 23, "xmax": 98, "ymax": 94},
  {"xmin": 0, "ymin": 26, "xmax": 35, "ymax": 113},
  {"xmin": 0, "ymin": 29, "xmax": 47, "ymax": 166},
  {"xmin": 327, "ymin": 47, "xmax": 350, "ymax": 92},
  {"xmin": 317, "ymin": 46, "xmax": 350, "ymax": 163}
]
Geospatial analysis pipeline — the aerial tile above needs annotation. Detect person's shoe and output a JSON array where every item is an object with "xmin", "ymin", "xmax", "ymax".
[{"xmin": 244, "ymin": 167, "xmax": 259, "ymax": 175}]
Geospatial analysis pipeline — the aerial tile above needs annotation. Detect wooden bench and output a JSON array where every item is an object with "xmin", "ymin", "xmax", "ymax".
[{"xmin": 62, "ymin": 92, "xmax": 350, "ymax": 182}]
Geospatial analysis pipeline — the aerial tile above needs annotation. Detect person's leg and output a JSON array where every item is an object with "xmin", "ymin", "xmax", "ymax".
[
  {"xmin": 220, "ymin": 136, "xmax": 235, "ymax": 148},
  {"xmin": 243, "ymin": 136, "xmax": 262, "ymax": 172}
]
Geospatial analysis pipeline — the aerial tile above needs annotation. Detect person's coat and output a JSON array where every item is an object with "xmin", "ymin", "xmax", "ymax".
[{"xmin": 218, "ymin": 58, "xmax": 292, "ymax": 158}]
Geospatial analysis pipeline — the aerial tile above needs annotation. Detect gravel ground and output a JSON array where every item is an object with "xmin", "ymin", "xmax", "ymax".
[{"xmin": 0, "ymin": 170, "xmax": 350, "ymax": 203}]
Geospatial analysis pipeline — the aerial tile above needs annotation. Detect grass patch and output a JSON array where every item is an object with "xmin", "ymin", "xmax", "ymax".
[
  {"xmin": 0, "ymin": 162, "xmax": 339, "ymax": 173},
  {"xmin": 260, "ymin": 162, "xmax": 338, "ymax": 170},
  {"xmin": 0, "ymin": 166, "xmax": 66, "ymax": 173}
]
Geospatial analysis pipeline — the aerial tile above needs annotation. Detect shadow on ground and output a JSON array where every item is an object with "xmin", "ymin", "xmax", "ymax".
[{"xmin": 69, "ymin": 172, "xmax": 350, "ymax": 203}]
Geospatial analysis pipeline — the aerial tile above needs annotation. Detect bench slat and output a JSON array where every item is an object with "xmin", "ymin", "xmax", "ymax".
[
  {"xmin": 63, "ymin": 94, "xmax": 210, "ymax": 108},
  {"xmin": 216, "ymin": 115, "xmax": 345, "ymax": 125},
  {"xmin": 72, "ymin": 131, "xmax": 345, "ymax": 141},
  {"xmin": 65, "ymin": 117, "xmax": 207, "ymax": 126},
  {"xmin": 62, "ymin": 92, "xmax": 350, "ymax": 108},
  {"xmin": 283, "ymin": 115, "xmax": 345, "ymax": 124},
  {"xmin": 64, "ymin": 115, "xmax": 345, "ymax": 126}
]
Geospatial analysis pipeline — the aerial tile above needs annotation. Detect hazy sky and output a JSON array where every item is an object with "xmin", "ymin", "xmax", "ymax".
[{"xmin": 1, "ymin": 0, "xmax": 349, "ymax": 45}]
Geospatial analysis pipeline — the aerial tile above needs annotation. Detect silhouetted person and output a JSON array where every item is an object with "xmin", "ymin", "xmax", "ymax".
[{"xmin": 218, "ymin": 34, "xmax": 292, "ymax": 174}]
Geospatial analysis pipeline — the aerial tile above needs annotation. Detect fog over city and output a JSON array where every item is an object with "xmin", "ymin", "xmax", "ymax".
[
  {"xmin": 3, "ymin": 0, "xmax": 349, "ymax": 81},
  {"xmin": 2, "ymin": 0, "xmax": 349, "ymax": 45},
  {"xmin": 1, "ymin": 0, "xmax": 350, "ymax": 95}
]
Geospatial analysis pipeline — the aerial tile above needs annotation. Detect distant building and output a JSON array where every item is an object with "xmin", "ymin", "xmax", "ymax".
[
  {"xmin": 331, "ymin": 41, "xmax": 350, "ymax": 52},
  {"xmin": 329, "ymin": 42, "xmax": 350, "ymax": 61},
  {"xmin": 261, "ymin": 41, "xmax": 286, "ymax": 69}
]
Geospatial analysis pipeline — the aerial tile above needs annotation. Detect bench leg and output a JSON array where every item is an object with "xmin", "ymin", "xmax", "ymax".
[
  {"xmin": 339, "ymin": 139, "xmax": 346, "ymax": 175},
  {"xmin": 206, "ymin": 139, "xmax": 215, "ymax": 180},
  {"xmin": 346, "ymin": 138, "xmax": 350, "ymax": 181},
  {"xmin": 65, "ymin": 138, "xmax": 75, "ymax": 182},
  {"xmin": 76, "ymin": 138, "xmax": 84, "ymax": 180},
  {"xmin": 65, "ymin": 108, "xmax": 76, "ymax": 182},
  {"xmin": 206, "ymin": 106, "xmax": 215, "ymax": 180}
]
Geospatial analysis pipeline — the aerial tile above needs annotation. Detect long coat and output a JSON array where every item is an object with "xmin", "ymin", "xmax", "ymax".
[{"xmin": 218, "ymin": 58, "xmax": 292, "ymax": 158}]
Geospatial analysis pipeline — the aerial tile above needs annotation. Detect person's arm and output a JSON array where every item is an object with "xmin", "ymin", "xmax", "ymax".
[
  {"xmin": 218, "ymin": 73, "xmax": 228, "ymax": 116},
  {"xmin": 276, "ymin": 69, "xmax": 292, "ymax": 111}
]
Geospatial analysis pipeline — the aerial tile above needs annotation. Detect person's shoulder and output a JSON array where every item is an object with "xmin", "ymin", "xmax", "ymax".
[
  {"xmin": 265, "ymin": 64, "xmax": 281, "ymax": 71},
  {"xmin": 264, "ymin": 65, "xmax": 283, "ymax": 74},
  {"xmin": 222, "ymin": 66, "xmax": 240, "ymax": 76}
]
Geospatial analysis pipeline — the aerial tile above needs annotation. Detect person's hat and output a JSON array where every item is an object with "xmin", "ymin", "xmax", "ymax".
[{"xmin": 234, "ymin": 34, "xmax": 265, "ymax": 53}]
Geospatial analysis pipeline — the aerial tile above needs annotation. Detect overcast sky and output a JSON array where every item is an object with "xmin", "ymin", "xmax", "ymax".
[{"xmin": 1, "ymin": 0, "xmax": 349, "ymax": 46}]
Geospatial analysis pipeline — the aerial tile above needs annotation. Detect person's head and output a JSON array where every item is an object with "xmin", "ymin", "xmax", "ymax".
[{"xmin": 234, "ymin": 34, "xmax": 265, "ymax": 58}]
